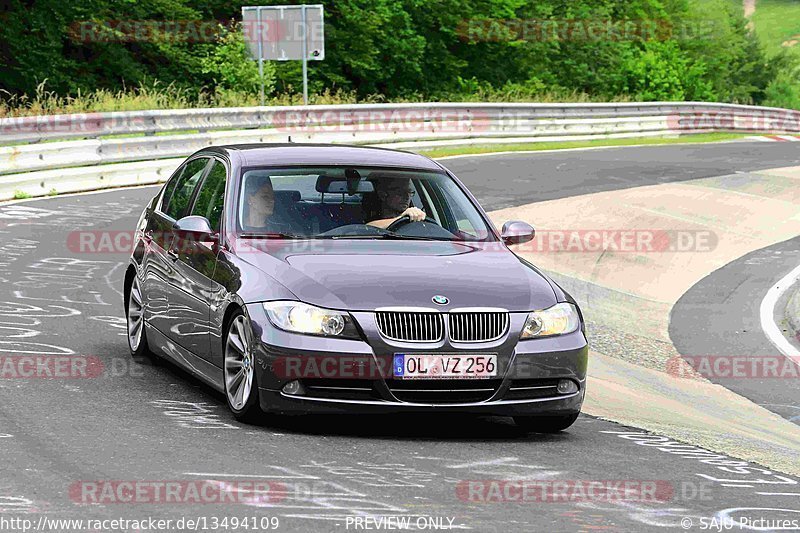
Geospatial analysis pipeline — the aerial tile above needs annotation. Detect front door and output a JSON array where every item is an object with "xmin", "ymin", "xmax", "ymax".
[
  {"xmin": 168, "ymin": 158, "xmax": 228, "ymax": 361},
  {"xmin": 143, "ymin": 157, "xmax": 211, "ymax": 337}
]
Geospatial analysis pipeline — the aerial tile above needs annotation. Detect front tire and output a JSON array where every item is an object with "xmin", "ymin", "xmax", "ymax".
[
  {"xmin": 126, "ymin": 276, "xmax": 150, "ymax": 357},
  {"xmin": 223, "ymin": 311, "xmax": 263, "ymax": 423},
  {"xmin": 514, "ymin": 413, "xmax": 580, "ymax": 433}
]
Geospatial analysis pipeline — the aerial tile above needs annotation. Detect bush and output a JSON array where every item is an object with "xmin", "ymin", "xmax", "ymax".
[
  {"xmin": 616, "ymin": 41, "xmax": 714, "ymax": 101},
  {"xmin": 764, "ymin": 67, "xmax": 800, "ymax": 110},
  {"xmin": 200, "ymin": 25, "xmax": 275, "ymax": 98}
]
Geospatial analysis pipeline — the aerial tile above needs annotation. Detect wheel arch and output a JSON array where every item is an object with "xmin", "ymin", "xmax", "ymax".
[
  {"xmin": 123, "ymin": 264, "xmax": 138, "ymax": 312},
  {"xmin": 220, "ymin": 301, "xmax": 244, "ymax": 349}
]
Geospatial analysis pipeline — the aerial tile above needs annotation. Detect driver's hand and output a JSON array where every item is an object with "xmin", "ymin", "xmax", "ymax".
[{"xmin": 401, "ymin": 207, "xmax": 426, "ymax": 222}]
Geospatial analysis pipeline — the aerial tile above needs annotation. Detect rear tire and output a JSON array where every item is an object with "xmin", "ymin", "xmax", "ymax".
[
  {"xmin": 223, "ymin": 311, "xmax": 263, "ymax": 423},
  {"xmin": 514, "ymin": 413, "xmax": 579, "ymax": 433}
]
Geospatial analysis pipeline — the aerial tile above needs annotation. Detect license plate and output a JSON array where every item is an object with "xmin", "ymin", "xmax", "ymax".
[{"xmin": 393, "ymin": 354, "xmax": 497, "ymax": 380}]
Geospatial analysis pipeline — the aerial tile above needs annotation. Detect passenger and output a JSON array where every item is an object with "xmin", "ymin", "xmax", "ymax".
[
  {"xmin": 365, "ymin": 177, "xmax": 425, "ymax": 229},
  {"xmin": 241, "ymin": 175, "xmax": 297, "ymax": 233}
]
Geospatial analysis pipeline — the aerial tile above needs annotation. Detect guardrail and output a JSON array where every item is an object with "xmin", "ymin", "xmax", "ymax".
[
  {"xmin": 1, "ymin": 115, "xmax": 678, "ymax": 175},
  {"xmin": 1, "ymin": 101, "xmax": 799, "ymax": 201},
  {"xmin": 2, "ymin": 101, "xmax": 799, "ymax": 145}
]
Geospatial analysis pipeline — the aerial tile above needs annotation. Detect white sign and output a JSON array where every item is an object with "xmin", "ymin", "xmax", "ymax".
[{"xmin": 242, "ymin": 5, "xmax": 325, "ymax": 61}]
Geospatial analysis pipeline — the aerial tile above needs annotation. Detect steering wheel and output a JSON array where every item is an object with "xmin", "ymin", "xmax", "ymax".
[{"xmin": 386, "ymin": 215, "xmax": 439, "ymax": 232}]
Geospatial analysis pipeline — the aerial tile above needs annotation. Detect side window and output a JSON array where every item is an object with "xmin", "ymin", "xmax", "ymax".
[
  {"xmin": 438, "ymin": 179, "xmax": 483, "ymax": 237},
  {"xmin": 159, "ymin": 163, "xmax": 187, "ymax": 213},
  {"xmin": 190, "ymin": 160, "xmax": 227, "ymax": 230},
  {"xmin": 164, "ymin": 158, "xmax": 209, "ymax": 220}
]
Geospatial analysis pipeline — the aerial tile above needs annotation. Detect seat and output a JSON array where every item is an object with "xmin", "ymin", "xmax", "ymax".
[
  {"xmin": 272, "ymin": 190, "xmax": 308, "ymax": 232},
  {"xmin": 303, "ymin": 201, "xmax": 364, "ymax": 233},
  {"xmin": 273, "ymin": 190, "xmax": 301, "ymax": 204}
]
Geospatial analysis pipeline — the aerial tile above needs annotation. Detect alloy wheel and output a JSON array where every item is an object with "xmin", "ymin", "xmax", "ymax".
[
  {"xmin": 127, "ymin": 277, "xmax": 144, "ymax": 352},
  {"xmin": 224, "ymin": 314, "xmax": 255, "ymax": 411}
]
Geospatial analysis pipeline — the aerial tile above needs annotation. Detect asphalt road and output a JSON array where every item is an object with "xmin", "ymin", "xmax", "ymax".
[
  {"xmin": 1, "ymin": 142, "xmax": 799, "ymax": 532},
  {"xmin": 441, "ymin": 141, "xmax": 800, "ymax": 210},
  {"xmin": 670, "ymin": 236, "xmax": 800, "ymax": 424}
]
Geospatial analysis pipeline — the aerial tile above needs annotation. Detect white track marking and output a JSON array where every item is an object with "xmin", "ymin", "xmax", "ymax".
[
  {"xmin": 446, "ymin": 458, "xmax": 519, "ymax": 469},
  {"xmin": 103, "ymin": 262, "xmax": 125, "ymax": 299},
  {"xmin": 184, "ymin": 472, "xmax": 320, "ymax": 479}
]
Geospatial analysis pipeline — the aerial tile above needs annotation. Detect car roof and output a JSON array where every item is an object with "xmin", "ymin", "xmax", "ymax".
[{"xmin": 202, "ymin": 144, "xmax": 443, "ymax": 171}]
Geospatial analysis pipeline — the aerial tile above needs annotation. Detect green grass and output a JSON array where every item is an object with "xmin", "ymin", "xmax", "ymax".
[
  {"xmin": 710, "ymin": 0, "xmax": 800, "ymax": 58},
  {"xmin": 421, "ymin": 133, "xmax": 750, "ymax": 158},
  {"xmin": 0, "ymin": 83, "xmax": 361, "ymax": 118},
  {"xmin": 13, "ymin": 190, "xmax": 32, "ymax": 200},
  {"xmin": 0, "ymin": 81, "xmax": 636, "ymax": 118},
  {"xmin": 751, "ymin": 0, "xmax": 800, "ymax": 57}
]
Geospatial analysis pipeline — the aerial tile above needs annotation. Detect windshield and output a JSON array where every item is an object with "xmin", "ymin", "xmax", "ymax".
[{"xmin": 237, "ymin": 166, "xmax": 495, "ymax": 241}]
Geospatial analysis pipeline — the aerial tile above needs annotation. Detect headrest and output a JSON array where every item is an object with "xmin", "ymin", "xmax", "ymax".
[
  {"xmin": 274, "ymin": 190, "xmax": 301, "ymax": 202},
  {"xmin": 315, "ymin": 175, "xmax": 374, "ymax": 194}
]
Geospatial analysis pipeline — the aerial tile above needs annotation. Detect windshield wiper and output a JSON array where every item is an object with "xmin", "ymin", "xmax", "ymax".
[
  {"xmin": 239, "ymin": 232, "xmax": 307, "ymax": 239},
  {"xmin": 241, "ymin": 231, "xmax": 458, "ymax": 241},
  {"xmin": 376, "ymin": 232, "xmax": 456, "ymax": 241},
  {"xmin": 313, "ymin": 233, "xmax": 449, "ymax": 241}
]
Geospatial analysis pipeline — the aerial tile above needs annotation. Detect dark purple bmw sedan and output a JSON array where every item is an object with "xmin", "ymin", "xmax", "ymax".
[{"xmin": 124, "ymin": 144, "xmax": 588, "ymax": 431}]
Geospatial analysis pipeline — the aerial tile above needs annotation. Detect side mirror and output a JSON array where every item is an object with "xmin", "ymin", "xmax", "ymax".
[
  {"xmin": 501, "ymin": 220, "xmax": 535, "ymax": 245},
  {"xmin": 174, "ymin": 215, "xmax": 216, "ymax": 241}
]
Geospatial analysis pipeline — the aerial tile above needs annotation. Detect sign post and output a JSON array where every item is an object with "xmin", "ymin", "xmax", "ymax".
[
  {"xmin": 242, "ymin": 5, "xmax": 325, "ymax": 106},
  {"xmin": 301, "ymin": 4, "xmax": 308, "ymax": 105}
]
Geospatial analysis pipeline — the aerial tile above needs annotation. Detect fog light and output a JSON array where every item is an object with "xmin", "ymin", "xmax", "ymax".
[
  {"xmin": 282, "ymin": 380, "xmax": 303, "ymax": 395},
  {"xmin": 557, "ymin": 380, "xmax": 578, "ymax": 394}
]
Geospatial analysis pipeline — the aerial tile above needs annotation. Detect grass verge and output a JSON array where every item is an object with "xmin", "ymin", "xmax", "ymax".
[
  {"xmin": 0, "ymin": 82, "xmax": 633, "ymax": 118},
  {"xmin": 420, "ymin": 133, "xmax": 752, "ymax": 158}
]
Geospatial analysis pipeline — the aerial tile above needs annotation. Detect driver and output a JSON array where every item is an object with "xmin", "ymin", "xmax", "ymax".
[{"xmin": 366, "ymin": 177, "xmax": 426, "ymax": 229}]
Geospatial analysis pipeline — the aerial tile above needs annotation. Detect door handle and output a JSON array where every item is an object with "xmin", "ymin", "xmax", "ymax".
[{"xmin": 166, "ymin": 248, "xmax": 179, "ymax": 261}]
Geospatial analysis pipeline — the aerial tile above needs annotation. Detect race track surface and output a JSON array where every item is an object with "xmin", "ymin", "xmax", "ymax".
[{"xmin": 1, "ymin": 142, "xmax": 799, "ymax": 531}]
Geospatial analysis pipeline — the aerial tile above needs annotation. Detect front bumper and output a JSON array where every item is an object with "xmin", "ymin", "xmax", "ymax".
[
  {"xmin": 246, "ymin": 304, "xmax": 588, "ymax": 416},
  {"xmin": 259, "ymin": 386, "xmax": 585, "ymax": 415}
]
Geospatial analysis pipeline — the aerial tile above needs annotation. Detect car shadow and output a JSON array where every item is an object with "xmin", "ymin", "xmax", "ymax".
[
  {"xmin": 260, "ymin": 413, "xmax": 579, "ymax": 443},
  {"xmin": 119, "ymin": 348, "xmax": 580, "ymax": 443}
]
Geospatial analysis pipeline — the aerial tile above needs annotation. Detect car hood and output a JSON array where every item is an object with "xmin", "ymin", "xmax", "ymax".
[{"xmin": 235, "ymin": 239, "xmax": 558, "ymax": 312}]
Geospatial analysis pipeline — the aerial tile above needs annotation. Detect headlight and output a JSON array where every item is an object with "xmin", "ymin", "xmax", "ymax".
[
  {"xmin": 520, "ymin": 303, "xmax": 580, "ymax": 339},
  {"xmin": 263, "ymin": 301, "xmax": 361, "ymax": 339}
]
